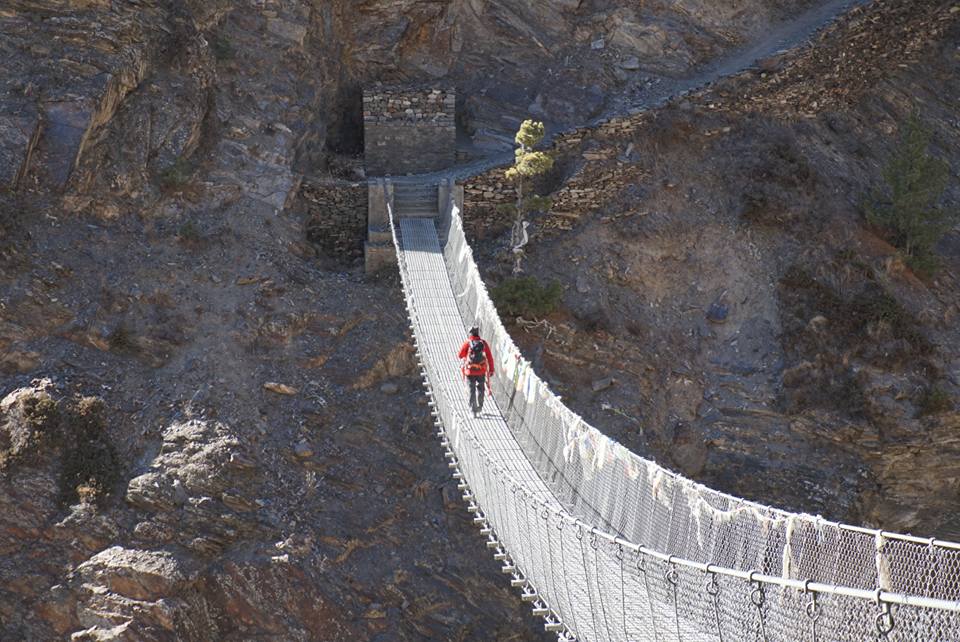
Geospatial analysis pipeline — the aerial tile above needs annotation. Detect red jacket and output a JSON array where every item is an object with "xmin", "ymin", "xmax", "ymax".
[{"xmin": 458, "ymin": 336, "xmax": 494, "ymax": 376}]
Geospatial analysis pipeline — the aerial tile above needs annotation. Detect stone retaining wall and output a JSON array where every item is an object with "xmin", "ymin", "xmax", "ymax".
[
  {"xmin": 300, "ymin": 178, "xmax": 366, "ymax": 258},
  {"xmin": 363, "ymin": 88, "xmax": 456, "ymax": 176},
  {"xmin": 464, "ymin": 122, "xmax": 651, "ymax": 237}
]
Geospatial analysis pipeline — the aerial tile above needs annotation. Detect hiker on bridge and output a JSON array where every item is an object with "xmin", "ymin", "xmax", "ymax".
[{"xmin": 459, "ymin": 327, "xmax": 494, "ymax": 417}]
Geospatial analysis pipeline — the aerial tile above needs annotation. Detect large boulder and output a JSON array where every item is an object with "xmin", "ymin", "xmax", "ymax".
[{"xmin": 75, "ymin": 547, "xmax": 199, "ymax": 602}]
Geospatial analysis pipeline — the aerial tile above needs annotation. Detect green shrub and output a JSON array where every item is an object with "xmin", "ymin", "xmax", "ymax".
[
  {"xmin": 159, "ymin": 157, "xmax": 193, "ymax": 189},
  {"xmin": 107, "ymin": 325, "xmax": 135, "ymax": 352},
  {"xmin": 918, "ymin": 386, "xmax": 954, "ymax": 417},
  {"xmin": 491, "ymin": 276, "xmax": 562, "ymax": 319},
  {"xmin": 864, "ymin": 113, "xmax": 958, "ymax": 276},
  {"xmin": 2, "ymin": 394, "xmax": 121, "ymax": 506},
  {"xmin": 59, "ymin": 397, "xmax": 121, "ymax": 505},
  {"xmin": 177, "ymin": 221, "xmax": 200, "ymax": 242},
  {"xmin": 211, "ymin": 34, "xmax": 235, "ymax": 61}
]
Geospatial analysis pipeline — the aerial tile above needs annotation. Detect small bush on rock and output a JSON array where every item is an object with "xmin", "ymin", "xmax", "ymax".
[
  {"xmin": 2, "ymin": 392, "xmax": 121, "ymax": 505},
  {"xmin": 491, "ymin": 276, "xmax": 562, "ymax": 319},
  {"xmin": 211, "ymin": 34, "xmax": 236, "ymax": 61},
  {"xmin": 1, "ymin": 394, "xmax": 61, "ymax": 465},
  {"xmin": 59, "ymin": 397, "xmax": 121, "ymax": 505},
  {"xmin": 160, "ymin": 157, "xmax": 193, "ymax": 189},
  {"xmin": 918, "ymin": 386, "xmax": 953, "ymax": 417},
  {"xmin": 22, "ymin": 396, "xmax": 61, "ymax": 436}
]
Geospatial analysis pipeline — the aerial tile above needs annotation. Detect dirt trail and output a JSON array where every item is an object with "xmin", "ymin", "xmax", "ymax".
[{"xmin": 391, "ymin": 0, "xmax": 870, "ymax": 185}]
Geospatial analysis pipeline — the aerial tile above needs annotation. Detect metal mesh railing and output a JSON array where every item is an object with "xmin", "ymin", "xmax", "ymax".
[{"xmin": 388, "ymin": 177, "xmax": 960, "ymax": 641}]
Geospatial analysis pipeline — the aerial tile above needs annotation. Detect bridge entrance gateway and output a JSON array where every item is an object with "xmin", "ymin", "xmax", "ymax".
[
  {"xmin": 364, "ymin": 86, "xmax": 960, "ymax": 640},
  {"xmin": 363, "ymin": 87, "xmax": 457, "ymax": 274}
]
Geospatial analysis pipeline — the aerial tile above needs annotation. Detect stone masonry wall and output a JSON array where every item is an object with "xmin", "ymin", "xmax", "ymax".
[
  {"xmin": 363, "ymin": 88, "xmax": 456, "ymax": 176},
  {"xmin": 464, "ymin": 122, "xmax": 651, "ymax": 239},
  {"xmin": 300, "ymin": 178, "xmax": 367, "ymax": 258}
]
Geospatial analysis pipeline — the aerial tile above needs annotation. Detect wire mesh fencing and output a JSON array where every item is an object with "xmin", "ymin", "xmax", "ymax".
[{"xmin": 389, "ymin": 178, "xmax": 960, "ymax": 641}]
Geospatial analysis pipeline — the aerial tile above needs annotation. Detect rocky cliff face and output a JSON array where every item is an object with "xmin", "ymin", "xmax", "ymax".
[
  {"xmin": 2, "ymin": 0, "xmax": 830, "ymax": 214},
  {"xmin": 0, "ymin": 267, "xmax": 544, "ymax": 641},
  {"xmin": 2, "ymin": 0, "xmax": 956, "ymax": 640},
  {"xmin": 0, "ymin": 1, "xmax": 584, "ymax": 638},
  {"xmin": 467, "ymin": 0, "xmax": 960, "ymax": 537}
]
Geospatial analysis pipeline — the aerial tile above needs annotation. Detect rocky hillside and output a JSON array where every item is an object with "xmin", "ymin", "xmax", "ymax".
[
  {"xmin": 2, "ymin": 0, "xmax": 840, "ymax": 213},
  {"xmin": 467, "ymin": 0, "xmax": 960, "ymax": 537},
  {"xmin": 0, "ymin": 164, "xmax": 545, "ymax": 638},
  {"xmin": 2, "ymin": 0, "xmax": 956, "ymax": 640}
]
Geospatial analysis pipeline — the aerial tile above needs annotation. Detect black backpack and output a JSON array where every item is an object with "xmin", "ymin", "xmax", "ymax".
[{"xmin": 468, "ymin": 338, "xmax": 486, "ymax": 365}]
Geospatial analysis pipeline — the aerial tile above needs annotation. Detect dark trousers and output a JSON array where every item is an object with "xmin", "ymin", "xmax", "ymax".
[{"xmin": 467, "ymin": 375, "xmax": 486, "ymax": 412}]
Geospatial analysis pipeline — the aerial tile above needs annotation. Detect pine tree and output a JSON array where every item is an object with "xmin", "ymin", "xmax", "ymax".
[
  {"xmin": 503, "ymin": 120, "xmax": 554, "ymax": 274},
  {"xmin": 865, "ymin": 114, "xmax": 957, "ymax": 275}
]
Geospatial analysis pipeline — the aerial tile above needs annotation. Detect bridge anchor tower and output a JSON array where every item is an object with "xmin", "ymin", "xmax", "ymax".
[{"xmin": 361, "ymin": 86, "xmax": 457, "ymax": 274}]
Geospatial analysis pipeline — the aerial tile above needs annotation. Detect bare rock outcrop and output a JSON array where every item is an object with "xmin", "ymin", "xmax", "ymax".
[
  {"xmin": 126, "ymin": 419, "xmax": 267, "ymax": 556},
  {"xmin": 0, "ymin": 0, "xmax": 225, "ymax": 207},
  {"xmin": 0, "ymin": 382, "xmax": 123, "ymax": 639},
  {"xmin": 65, "ymin": 547, "xmax": 212, "ymax": 641}
]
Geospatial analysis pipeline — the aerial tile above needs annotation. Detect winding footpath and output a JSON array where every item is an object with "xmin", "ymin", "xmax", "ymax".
[{"xmin": 385, "ymin": 0, "xmax": 870, "ymax": 186}]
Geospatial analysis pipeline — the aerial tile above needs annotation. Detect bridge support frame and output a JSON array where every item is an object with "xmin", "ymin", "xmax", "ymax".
[
  {"xmin": 365, "ymin": 177, "xmax": 463, "ymax": 275},
  {"xmin": 364, "ymin": 179, "xmax": 395, "ymax": 274}
]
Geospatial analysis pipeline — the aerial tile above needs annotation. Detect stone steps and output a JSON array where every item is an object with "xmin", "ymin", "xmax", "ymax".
[
  {"xmin": 394, "ymin": 183, "xmax": 439, "ymax": 218},
  {"xmin": 395, "ymin": 206, "xmax": 437, "ymax": 217},
  {"xmin": 394, "ymin": 198, "xmax": 436, "ymax": 208}
]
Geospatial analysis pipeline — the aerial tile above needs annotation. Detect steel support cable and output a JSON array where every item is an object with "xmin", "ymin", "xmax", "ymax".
[
  {"xmin": 557, "ymin": 517, "xmax": 582, "ymax": 638},
  {"xmin": 512, "ymin": 487, "xmax": 530, "ymax": 590},
  {"xmin": 510, "ymin": 480, "xmax": 526, "ymax": 574},
  {"xmin": 608, "ymin": 539, "xmax": 629, "ymax": 641},
  {"xmin": 749, "ymin": 574, "xmax": 768, "ymax": 642},
  {"xmin": 531, "ymin": 512, "xmax": 555, "ymax": 625},
  {"xmin": 617, "ymin": 543, "xmax": 630, "ymax": 641},
  {"xmin": 543, "ymin": 508, "xmax": 566, "ymax": 632},
  {"xmin": 497, "ymin": 454, "xmax": 520, "ymax": 568},
  {"xmin": 483, "ymin": 443, "xmax": 503, "ymax": 541},
  {"xmin": 591, "ymin": 532, "xmax": 615, "ymax": 641},
  {"xmin": 662, "ymin": 560, "xmax": 680, "ymax": 642},
  {"xmin": 704, "ymin": 571, "xmax": 725, "ymax": 642},
  {"xmin": 482, "ymin": 425, "xmax": 511, "ymax": 547},
  {"xmin": 503, "ymin": 467, "xmax": 526, "ymax": 584},
  {"xmin": 804, "ymin": 582, "xmax": 820, "ymax": 642},
  {"xmin": 535, "ymin": 502, "xmax": 555, "ymax": 613},
  {"xmin": 519, "ymin": 488, "xmax": 539, "ymax": 604},
  {"xmin": 577, "ymin": 527, "xmax": 601, "ymax": 640},
  {"xmin": 636, "ymin": 550, "xmax": 663, "ymax": 642}
]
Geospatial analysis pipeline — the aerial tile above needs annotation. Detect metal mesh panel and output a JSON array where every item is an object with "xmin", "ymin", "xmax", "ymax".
[{"xmin": 389, "ymin": 184, "xmax": 960, "ymax": 641}]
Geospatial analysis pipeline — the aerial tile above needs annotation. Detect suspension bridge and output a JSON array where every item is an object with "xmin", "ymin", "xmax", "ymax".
[{"xmin": 383, "ymin": 177, "xmax": 960, "ymax": 641}]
